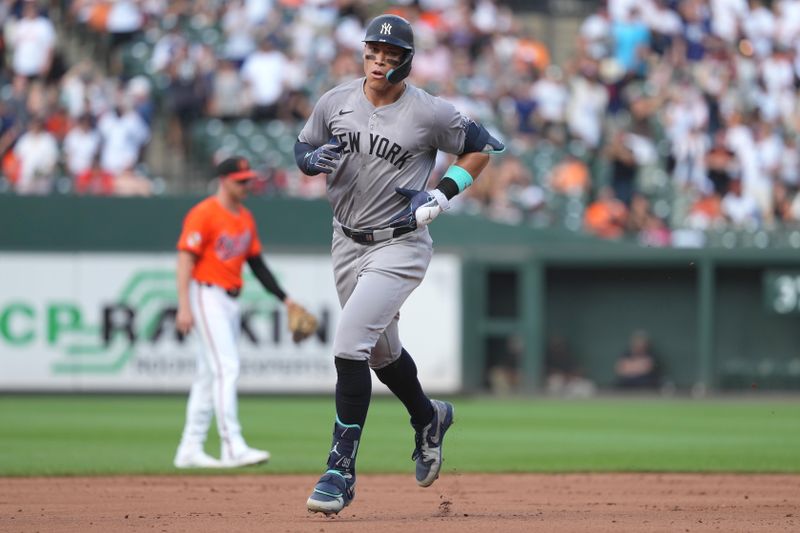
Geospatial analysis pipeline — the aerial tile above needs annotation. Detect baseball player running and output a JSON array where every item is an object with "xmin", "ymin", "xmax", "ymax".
[
  {"xmin": 294, "ymin": 14, "xmax": 504, "ymax": 514},
  {"xmin": 174, "ymin": 156, "xmax": 307, "ymax": 468}
]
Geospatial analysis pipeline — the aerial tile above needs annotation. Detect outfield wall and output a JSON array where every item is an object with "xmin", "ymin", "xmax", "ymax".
[
  {"xmin": 0, "ymin": 253, "xmax": 461, "ymax": 393},
  {"xmin": 1, "ymin": 196, "xmax": 799, "ymax": 393}
]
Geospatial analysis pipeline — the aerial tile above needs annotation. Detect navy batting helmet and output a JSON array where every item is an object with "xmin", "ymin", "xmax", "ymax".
[{"xmin": 363, "ymin": 14, "xmax": 414, "ymax": 84}]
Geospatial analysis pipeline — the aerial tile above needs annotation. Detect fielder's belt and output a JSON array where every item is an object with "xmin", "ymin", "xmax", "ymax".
[{"xmin": 200, "ymin": 282, "xmax": 241, "ymax": 298}]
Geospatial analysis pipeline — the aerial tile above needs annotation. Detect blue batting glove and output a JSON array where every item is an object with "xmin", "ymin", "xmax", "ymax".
[{"xmin": 303, "ymin": 136, "xmax": 344, "ymax": 174}]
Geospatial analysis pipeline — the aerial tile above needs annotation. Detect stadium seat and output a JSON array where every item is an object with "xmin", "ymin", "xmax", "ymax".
[{"xmin": 235, "ymin": 119, "xmax": 255, "ymax": 138}]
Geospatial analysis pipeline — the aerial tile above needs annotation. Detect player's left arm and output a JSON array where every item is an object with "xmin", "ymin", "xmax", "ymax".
[
  {"xmin": 393, "ymin": 110, "xmax": 504, "ymax": 227},
  {"xmin": 434, "ymin": 118, "xmax": 504, "ymax": 201},
  {"xmin": 247, "ymin": 255, "xmax": 320, "ymax": 342},
  {"xmin": 247, "ymin": 254, "xmax": 295, "ymax": 305}
]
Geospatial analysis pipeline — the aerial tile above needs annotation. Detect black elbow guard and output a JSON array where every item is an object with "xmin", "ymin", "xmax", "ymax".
[{"xmin": 462, "ymin": 120, "xmax": 506, "ymax": 154}]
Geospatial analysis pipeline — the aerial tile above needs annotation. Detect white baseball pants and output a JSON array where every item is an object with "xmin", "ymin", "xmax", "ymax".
[{"xmin": 177, "ymin": 282, "xmax": 248, "ymax": 455}]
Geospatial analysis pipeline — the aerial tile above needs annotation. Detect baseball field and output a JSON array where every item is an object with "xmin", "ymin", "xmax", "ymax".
[{"xmin": 1, "ymin": 394, "xmax": 799, "ymax": 532}]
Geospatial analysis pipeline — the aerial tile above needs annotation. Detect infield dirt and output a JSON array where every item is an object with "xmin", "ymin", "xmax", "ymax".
[{"xmin": 1, "ymin": 473, "xmax": 798, "ymax": 532}]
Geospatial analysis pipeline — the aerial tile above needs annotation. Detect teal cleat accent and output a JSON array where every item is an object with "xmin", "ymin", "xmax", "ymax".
[{"xmin": 306, "ymin": 469, "xmax": 355, "ymax": 515}]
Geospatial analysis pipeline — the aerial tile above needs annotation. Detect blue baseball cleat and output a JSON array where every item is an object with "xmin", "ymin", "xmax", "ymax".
[
  {"xmin": 413, "ymin": 399, "xmax": 454, "ymax": 487},
  {"xmin": 306, "ymin": 469, "xmax": 355, "ymax": 515}
]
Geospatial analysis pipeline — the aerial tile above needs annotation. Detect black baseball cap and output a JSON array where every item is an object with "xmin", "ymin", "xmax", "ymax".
[{"xmin": 216, "ymin": 156, "xmax": 257, "ymax": 181}]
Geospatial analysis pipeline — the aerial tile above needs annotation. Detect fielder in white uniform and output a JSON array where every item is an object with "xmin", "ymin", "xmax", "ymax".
[
  {"xmin": 294, "ymin": 14, "xmax": 504, "ymax": 514},
  {"xmin": 174, "ymin": 156, "xmax": 297, "ymax": 468}
]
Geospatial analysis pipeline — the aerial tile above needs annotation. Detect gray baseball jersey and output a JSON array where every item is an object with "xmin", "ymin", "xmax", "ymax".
[
  {"xmin": 298, "ymin": 77, "xmax": 469, "ymax": 366},
  {"xmin": 298, "ymin": 77, "xmax": 467, "ymax": 229}
]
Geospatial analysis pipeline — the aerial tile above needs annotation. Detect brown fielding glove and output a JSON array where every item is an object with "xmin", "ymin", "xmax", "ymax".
[{"xmin": 287, "ymin": 302, "xmax": 318, "ymax": 343}]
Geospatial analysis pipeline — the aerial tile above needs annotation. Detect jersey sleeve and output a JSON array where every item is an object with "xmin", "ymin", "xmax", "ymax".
[
  {"xmin": 297, "ymin": 89, "xmax": 334, "ymax": 148},
  {"xmin": 177, "ymin": 205, "xmax": 207, "ymax": 255},
  {"xmin": 428, "ymin": 97, "xmax": 467, "ymax": 155}
]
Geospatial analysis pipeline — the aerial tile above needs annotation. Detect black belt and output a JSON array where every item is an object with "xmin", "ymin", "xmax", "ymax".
[
  {"xmin": 200, "ymin": 282, "xmax": 241, "ymax": 298},
  {"xmin": 340, "ymin": 223, "xmax": 415, "ymax": 244}
]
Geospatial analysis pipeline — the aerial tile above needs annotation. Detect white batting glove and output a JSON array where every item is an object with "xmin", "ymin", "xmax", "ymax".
[{"xmin": 394, "ymin": 188, "xmax": 450, "ymax": 228}]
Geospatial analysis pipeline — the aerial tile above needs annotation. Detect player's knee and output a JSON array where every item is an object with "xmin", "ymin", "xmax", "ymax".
[
  {"xmin": 369, "ymin": 347, "xmax": 401, "ymax": 373},
  {"xmin": 207, "ymin": 358, "xmax": 239, "ymax": 380},
  {"xmin": 373, "ymin": 348, "xmax": 417, "ymax": 385}
]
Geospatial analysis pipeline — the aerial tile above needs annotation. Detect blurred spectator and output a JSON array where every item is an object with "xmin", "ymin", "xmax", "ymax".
[
  {"xmin": 97, "ymin": 99, "xmax": 150, "ymax": 175},
  {"xmin": 163, "ymin": 42, "xmax": 210, "ymax": 155},
  {"xmin": 241, "ymin": 37, "xmax": 288, "ymax": 121},
  {"xmin": 548, "ymin": 153, "xmax": 590, "ymax": 198},
  {"xmin": 544, "ymin": 335, "xmax": 596, "ymax": 397},
  {"xmin": 579, "ymin": 3, "xmax": 611, "ymax": 60},
  {"xmin": 127, "ymin": 76, "xmax": 155, "ymax": 127},
  {"xmin": 685, "ymin": 189, "xmax": 725, "ymax": 230},
  {"xmin": 0, "ymin": 92, "xmax": 25, "ymax": 157},
  {"xmin": 772, "ymin": 181, "xmax": 796, "ymax": 225},
  {"xmin": 605, "ymin": 131, "xmax": 639, "ymax": 206},
  {"xmin": 647, "ymin": 0, "xmax": 683, "ymax": 57},
  {"xmin": 486, "ymin": 334, "xmax": 523, "ymax": 395},
  {"xmin": 483, "ymin": 155, "xmax": 544, "ymax": 224},
  {"xmin": 664, "ymin": 83, "xmax": 709, "ymax": 191},
  {"xmin": 63, "ymin": 113, "xmax": 101, "ymax": 178},
  {"xmin": 705, "ymin": 130, "xmax": 736, "ymax": 196},
  {"xmin": 614, "ymin": 329, "xmax": 662, "ymax": 390},
  {"xmin": 639, "ymin": 213, "xmax": 672, "ymax": 247},
  {"xmin": 710, "ymin": 0, "xmax": 748, "ymax": 44},
  {"xmin": 3, "ymin": 0, "xmax": 800, "ymax": 241},
  {"xmin": 780, "ymin": 135, "xmax": 800, "ymax": 192},
  {"xmin": 565, "ymin": 60, "xmax": 608, "ymax": 149},
  {"xmin": 743, "ymin": 0, "xmax": 776, "ymax": 58},
  {"xmin": 9, "ymin": 0, "xmax": 56, "ymax": 80},
  {"xmin": 530, "ymin": 66, "xmax": 568, "ymax": 134},
  {"xmin": 12, "ymin": 115, "xmax": 58, "ymax": 194},
  {"xmin": 721, "ymin": 177, "xmax": 761, "ymax": 228},
  {"xmin": 207, "ymin": 58, "xmax": 250, "ymax": 120},
  {"xmin": 611, "ymin": 5, "xmax": 651, "ymax": 75},
  {"xmin": 75, "ymin": 155, "xmax": 114, "ymax": 195},
  {"xmin": 220, "ymin": 0, "xmax": 257, "ymax": 65},
  {"xmin": 626, "ymin": 193, "xmax": 672, "ymax": 246},
  {"xmin": 512, "ymin": 33, "xmax": 551, "ymax": 74},
  {"xmin": 114, "ymin": 164, "xmax": 153, "ymax": 196},
  {"xmin": 584, "ymin": 185, "xmax": 628, "ymax": 239},
  {"xmin": 626, "ymin": 192, "xmax": 652, "ymax": 234},
  {"xmin": 106, "ymin": 0, "xmax": 144, "ymax": 72},
  {"xmin": 60, "ymin": 60, "xmax": 100, "ymax": 119}
]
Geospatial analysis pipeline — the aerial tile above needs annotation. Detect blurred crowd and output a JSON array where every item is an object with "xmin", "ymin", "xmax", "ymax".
[
  {"xmin": 0, "ymin": 0, "xmax": 158, "ymax": 195},
  {"xmin": 4, "ymin": 0, "xmax": 800, "ymax": 245}
]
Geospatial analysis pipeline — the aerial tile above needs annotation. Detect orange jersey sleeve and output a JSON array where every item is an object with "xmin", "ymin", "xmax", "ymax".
[
  {"xmin": 176, "ymin": 197, "xmax": 261, "ymax": 290},
  {"xmin": 177, "ymin": 201, "xmax": 210, "ymax": 256}
]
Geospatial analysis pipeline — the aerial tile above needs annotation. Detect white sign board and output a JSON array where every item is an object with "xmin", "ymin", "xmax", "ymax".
[{"xmin": 0, "ymin": 253, "xmax": 462, "ymax": 393}]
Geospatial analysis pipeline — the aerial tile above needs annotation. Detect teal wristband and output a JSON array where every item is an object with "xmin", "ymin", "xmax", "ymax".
[{"xmin": 444, "ymin": 165, "xmax": 473, "ymax": 192}]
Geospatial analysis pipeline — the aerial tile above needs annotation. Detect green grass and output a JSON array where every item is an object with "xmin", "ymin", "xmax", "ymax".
[{"xmin": 0, "ymin": 395, "xmax": 798, "ymax": 476}]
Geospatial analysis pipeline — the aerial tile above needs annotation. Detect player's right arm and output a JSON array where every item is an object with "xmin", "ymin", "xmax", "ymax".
[
  {"xmin": 176, "ymin": 250, "xmax": 197, "ymax": 335},
  {"xmin": 176, "ymin": 204, "xmax": 207, "ymax": 335},
  {"xmin": 294, "ymin": 89, "xmax": 346, "ymax": 175},
  {"xmin": 393, "ymin": 101, "xmax": 504, "ymax": 228}
]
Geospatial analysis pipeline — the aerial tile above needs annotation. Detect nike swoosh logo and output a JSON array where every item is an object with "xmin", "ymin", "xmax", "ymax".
[
  {"xmin": 429, "ymin": 419, "xmax": 440, "ymax": 444},
  {"xmin": 339, "ymin": 110, "xmax": 354, "ymax": 115}
]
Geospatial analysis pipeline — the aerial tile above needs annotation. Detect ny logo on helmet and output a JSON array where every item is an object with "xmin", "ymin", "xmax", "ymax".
[{"xmin": 380, "ymin": 23, "xmax": 392, "ymax": 35}]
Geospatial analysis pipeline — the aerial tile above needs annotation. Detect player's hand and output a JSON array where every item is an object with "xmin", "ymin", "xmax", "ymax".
[
  {"xmin": 394, "ymin": 187, "xmax": 450, "ymax": 228},
  {"xmin": 304, "ymin": 137, "xmax": 344, "ymax": 174},
  {"xmin": 176, "ymin": 306, "xmax": 194, "ymax": 335}
]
